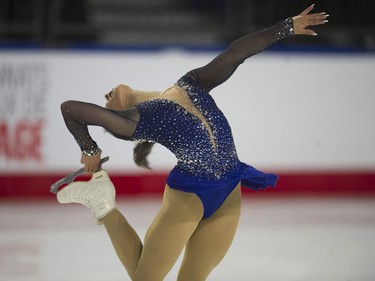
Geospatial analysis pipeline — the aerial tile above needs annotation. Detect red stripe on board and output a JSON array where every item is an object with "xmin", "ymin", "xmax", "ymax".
[
  {"xmin": 1, "ymin": 171, "xmax": 375, "ymax": 197},
  {"xmin": 275, "ymin": 172, "xmax": 375, "ymax": 195}
]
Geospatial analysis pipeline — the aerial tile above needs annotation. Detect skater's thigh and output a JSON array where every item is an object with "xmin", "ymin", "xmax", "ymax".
[
  {"xmin": 177, "ymin": 184, "xmax": 241, "ymax": 281},
  {"xmin": 134, "ymin": 185, "xmax": 203, "ymax": 281}
]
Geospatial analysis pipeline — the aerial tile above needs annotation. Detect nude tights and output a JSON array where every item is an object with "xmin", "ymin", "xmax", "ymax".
[{"xmin": 102, "ymin": 184, "xmax": 241, "ymax": 281}]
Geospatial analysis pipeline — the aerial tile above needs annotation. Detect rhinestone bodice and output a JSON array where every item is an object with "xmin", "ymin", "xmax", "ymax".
[{"xmin": 131, "ymin": 76, "xmax": 241, "ymax": 181}]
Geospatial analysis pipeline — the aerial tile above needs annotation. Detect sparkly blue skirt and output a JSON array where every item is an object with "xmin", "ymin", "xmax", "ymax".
[
  {"xmin": 167, "ymin": 162, "xmax": 278, "ymax": 218},
  {"xmin": 240, "ymin": 162, "xmax": 279, "ymax": 191},
  {"xmin": 167, "ymin": 162, "xmax": 278, "ymax": 194}
]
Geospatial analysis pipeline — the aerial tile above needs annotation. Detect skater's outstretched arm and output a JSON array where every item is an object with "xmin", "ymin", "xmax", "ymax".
[{"xmin": 189, "ymin": 4, "xmax": 328, "ymax": 92}]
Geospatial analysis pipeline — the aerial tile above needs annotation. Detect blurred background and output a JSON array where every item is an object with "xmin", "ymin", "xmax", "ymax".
[
  {"xmin": 1, "ymin": 1, "xmax": 375, "ymax": 280},
  {"xmin": 0, "ymin": 0, "xmax": 374, "ymax": 195},
  {"xmin": 0, "ymin": 0, "xmax": 375, "ymax": 50}
]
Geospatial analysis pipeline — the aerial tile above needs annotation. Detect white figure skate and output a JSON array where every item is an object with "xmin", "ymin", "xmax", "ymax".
[{"xmin": 51, "ymin": 157, "xmax": 116, "ymax": 224}]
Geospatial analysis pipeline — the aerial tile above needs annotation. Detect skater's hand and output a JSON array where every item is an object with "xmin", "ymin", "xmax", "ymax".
[
  {"xmin": 81, "ymin": 150, "xmax": 101, "ymax": 173},
  {"xmin": 292, "ymin": 4, "xmax": 328, "ymax": 36}
]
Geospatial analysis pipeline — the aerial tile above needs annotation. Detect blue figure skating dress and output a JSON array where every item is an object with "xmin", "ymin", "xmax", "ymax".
[
  {"xmin": 131, "ymin": 75, "xmax": 278, "ymax": 218},
  {"xmin": 61, "ymin": 18, "xmax": 294, "ymax": 218}
]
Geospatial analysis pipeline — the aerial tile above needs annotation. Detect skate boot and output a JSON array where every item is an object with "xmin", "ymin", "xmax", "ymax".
[{"xmin": 57, "ymin": 170, "xmax": 116, "ymax": 224}]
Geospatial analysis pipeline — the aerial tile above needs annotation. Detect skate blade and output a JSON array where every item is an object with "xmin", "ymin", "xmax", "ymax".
[{"xmin": 50, "ymin": 156, "xmax": 110, "ymax": 194}]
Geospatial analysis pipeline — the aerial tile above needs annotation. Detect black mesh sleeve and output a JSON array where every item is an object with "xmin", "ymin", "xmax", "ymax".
[
  {"xmin": 61, "ymin": 100, "xmax": 139, "ymax": 154},
  {"xmin": 189, "ymin": 18, "xmax": 294, "ymax": 92}
]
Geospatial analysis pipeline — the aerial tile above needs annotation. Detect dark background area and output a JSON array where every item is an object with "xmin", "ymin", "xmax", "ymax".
[{"xmin": 0, "ymin": 0, "xmax": 374, "ymax": 50}]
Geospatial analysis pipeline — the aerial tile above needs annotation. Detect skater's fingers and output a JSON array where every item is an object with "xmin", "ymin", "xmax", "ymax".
[
  {"xmin": 81, "ymin": 151, "xmax": 102, "ymax": 173},
  {"xmin": 299, "ymin": 4, "xmax": 315, "ymax": 16},
  {"xmin": 84, "ymin": 165, "xmax": 97, "ymax": 173}
]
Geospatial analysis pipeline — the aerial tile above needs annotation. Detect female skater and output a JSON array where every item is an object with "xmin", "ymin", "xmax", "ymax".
[{"xmin": 57, "ymin": 5, "xmax": 328, "ymax": 281}]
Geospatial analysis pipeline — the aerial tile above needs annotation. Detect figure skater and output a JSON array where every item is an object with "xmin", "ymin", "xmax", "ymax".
[{"xmin": 57, "ymin": 5, "xmax": 328, "ymax": 281}]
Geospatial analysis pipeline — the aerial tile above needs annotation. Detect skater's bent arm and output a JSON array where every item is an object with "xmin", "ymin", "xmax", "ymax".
[
  {"xmin": 191, "ymin": 5, "xmax": 328, "ymax": 92},
  {"xmin": 61, "ymin": 100, "xmax": 139, "ymax": 171}
]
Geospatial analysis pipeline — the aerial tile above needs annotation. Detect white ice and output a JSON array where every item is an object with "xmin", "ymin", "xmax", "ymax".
[{"xmin": 1, "ymin": 195, "xmax": 375, "ymax": 281}]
